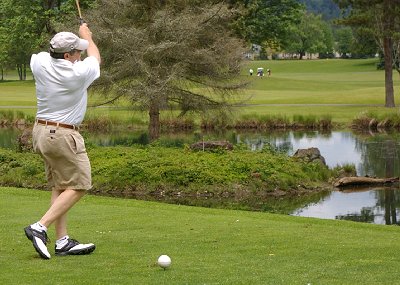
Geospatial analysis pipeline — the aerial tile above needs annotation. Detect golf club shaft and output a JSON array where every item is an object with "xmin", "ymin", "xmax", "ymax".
[{"xmin": 75, "ymin": 0, "xmax": 85, "ymax": 25}]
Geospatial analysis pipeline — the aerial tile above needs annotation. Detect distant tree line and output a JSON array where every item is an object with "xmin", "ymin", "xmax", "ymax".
[
  {"xmin": 298, "ymin": 0, "xmax": 341, "ymax": 21},
  {"xmin": 0, "ymin": 0, "xmax": 368, "ymax": 77},
  {"xmin": 0, "ymin": 0, "xmax": 384, "ymax": 80}
]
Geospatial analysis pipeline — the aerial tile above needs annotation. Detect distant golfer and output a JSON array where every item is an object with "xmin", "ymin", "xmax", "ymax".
[
  {"xmin": 24, "ymin": 23, "xmax": 101, "ymax": 259},
  {"xmin": 249, "ymin": 68, "xmax": 253, "ymax": 76}
]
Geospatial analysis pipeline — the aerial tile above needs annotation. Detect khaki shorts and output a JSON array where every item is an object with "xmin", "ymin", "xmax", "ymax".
[{"xmin": 32, "ymin": 123, "xmax": 92, "ymax": 191}]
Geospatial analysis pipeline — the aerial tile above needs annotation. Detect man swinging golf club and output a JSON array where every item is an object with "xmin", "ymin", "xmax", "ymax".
[{"xmin": 24, "ymin": 21, "xmax": 101, "ymax": 259}]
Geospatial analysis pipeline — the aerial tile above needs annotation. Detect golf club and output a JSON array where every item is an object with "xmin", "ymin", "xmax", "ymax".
[{"xmin": 75, "ymin": 0, "xmax": 85, "ymax": 25}]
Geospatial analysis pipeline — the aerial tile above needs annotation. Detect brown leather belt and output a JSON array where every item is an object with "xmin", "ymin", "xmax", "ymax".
[{"xmin": 36, "ymin": 119, "xmax": 78, "ymax": 130}]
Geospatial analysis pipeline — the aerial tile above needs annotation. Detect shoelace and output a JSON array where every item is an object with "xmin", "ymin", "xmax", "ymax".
[
  {"xmin": 68, "ymin": 238, "xmax": 80, "ymax": 246},
  {"xmin": 32, "ymin": 228, "xmax": 50, "ymax": 244},
  {"xmin": 56, "ymin": 238, "xmax": 79, "ymax": 250},
  {"xmin": 43, "ymin": 231, "xmax": 51, "ymax": 244}
]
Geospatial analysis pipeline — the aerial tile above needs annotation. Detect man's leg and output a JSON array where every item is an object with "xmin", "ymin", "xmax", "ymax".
[
  {"xmin": 24, "ymin": 189, "xmax": 85, "ymax": 259},
  {"xmin": 39, "ymin": 189, "xmax": 85, "ymax": 229},
  {"xmin": 50, "ymin": 189, "xmax": 69, "ymax": 240},
  {"xmin": 41, "ymin": 189, "xmax": 96, "ymax": 256}
]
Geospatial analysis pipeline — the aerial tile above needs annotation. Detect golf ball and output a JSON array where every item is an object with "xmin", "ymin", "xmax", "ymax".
[{"xmin": 157, "ymin": 255, "xmax": 171, "ymax": 268}]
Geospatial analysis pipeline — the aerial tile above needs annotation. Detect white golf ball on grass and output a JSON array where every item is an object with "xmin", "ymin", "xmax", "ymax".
[{"xmin": 157, "ymin": 255, "xmax": 171, "ymax": 269}]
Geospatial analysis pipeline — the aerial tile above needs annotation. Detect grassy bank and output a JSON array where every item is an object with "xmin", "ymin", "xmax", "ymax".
[
  {"xmin": 0, "ymin": 144, "xmax": 336, "ymax": 200},
  {"xmin": 1, "ymin": 58, "xmax": 400, "ymax": 128},
  {"xmin": 2, "ymin": 186, "xmax": 400, "ymax": 284}
]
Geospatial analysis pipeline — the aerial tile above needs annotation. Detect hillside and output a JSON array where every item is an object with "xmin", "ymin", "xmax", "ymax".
[{"xmin": 298, "ymin": 0, "xmax": 341, "ymax": 21}]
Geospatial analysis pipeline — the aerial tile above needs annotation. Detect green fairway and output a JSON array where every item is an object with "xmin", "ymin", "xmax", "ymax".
[
  {"xmin": 2, "ymin": 58, "xmax": 400, "ymax": 126},
  {"xmin": 2, "ymin": 187, "xmax": 400, "ymax": 284},
  {"xmin": 242, "ymin": 59, "xmax": 393, "ymax": 106},
  {"xmin": 0, "ymin": 80, "xmax": 36, "ymax": 106}
]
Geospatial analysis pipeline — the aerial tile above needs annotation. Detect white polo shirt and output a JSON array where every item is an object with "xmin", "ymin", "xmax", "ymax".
[{"xmin": 30, "ymin": 52, "xmax": 100, "ymax": 126}]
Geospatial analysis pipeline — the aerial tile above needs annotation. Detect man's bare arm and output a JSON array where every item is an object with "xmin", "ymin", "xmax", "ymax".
[{"xmin": 79, "ymin": 24, "xmax": 101, "ymax": 64}]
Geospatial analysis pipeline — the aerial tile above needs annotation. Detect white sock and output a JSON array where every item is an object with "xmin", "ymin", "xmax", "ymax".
[
  {"xmin": 31, "ymin": 222, "xmax": 47, "ymax": 232},
  {"xmin": 56, "ymin": 235, "xmax": 70, "ymax": 249}
]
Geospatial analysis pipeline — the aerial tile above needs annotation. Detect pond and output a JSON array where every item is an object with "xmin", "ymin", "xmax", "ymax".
[
  {"xmin": 2, "ymin": 127, "xmax": 400, "ymax": 225},
  {"xmin": 292, "ymin": 186, "xmax": 400, "ymax": 225}
]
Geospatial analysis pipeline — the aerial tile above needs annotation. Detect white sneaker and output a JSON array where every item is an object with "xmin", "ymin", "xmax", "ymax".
[
  {"xmin": 24, "ymin": 226, "xmax": 51, "ymax": 259},
  {"xmin": 55, "ymin": 238, "xmax": 96, "ymax": 256}
]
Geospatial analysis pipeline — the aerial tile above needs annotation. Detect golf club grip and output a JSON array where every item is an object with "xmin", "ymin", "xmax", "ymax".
[{"xmin": 79, "ymin": 18, "xmax": 86, "ymax": 25}]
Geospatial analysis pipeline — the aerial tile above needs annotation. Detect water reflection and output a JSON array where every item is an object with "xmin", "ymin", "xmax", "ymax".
[
  {"xmin": 236, "ymin": 131, "xmax": 363, "ymax": 170},
  {"xmin": 355, "ymin": 134, "xmax": 400, "ymax": 177},
  {"xmin": 292, "ymin": 186, "xmax": 400, "ymax": 225},
  {"xmin": 1, "ymin": 127, "xmax": 400, "ymax": 225}
]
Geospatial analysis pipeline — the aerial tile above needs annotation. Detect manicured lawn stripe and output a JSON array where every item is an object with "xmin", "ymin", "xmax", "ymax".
[{"xmin": 2, "ymin": 187, "xmax": 400, "ymax": 284}]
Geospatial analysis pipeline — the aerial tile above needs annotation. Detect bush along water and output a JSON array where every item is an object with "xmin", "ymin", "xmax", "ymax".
[
  {"xmin": 202, "ymin": 114, "xmax": 333, "ymax": 130},
  {"xmin": 0, "ymin": 143, "xmax": 337, "ymax": 200},
  {"xmin": 0, "ymin": 110, "xmax": 35, "ymax": 127},
  {"xmin": 352, "ymin": 111, "xmax": 400, "ymax": 131}
]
